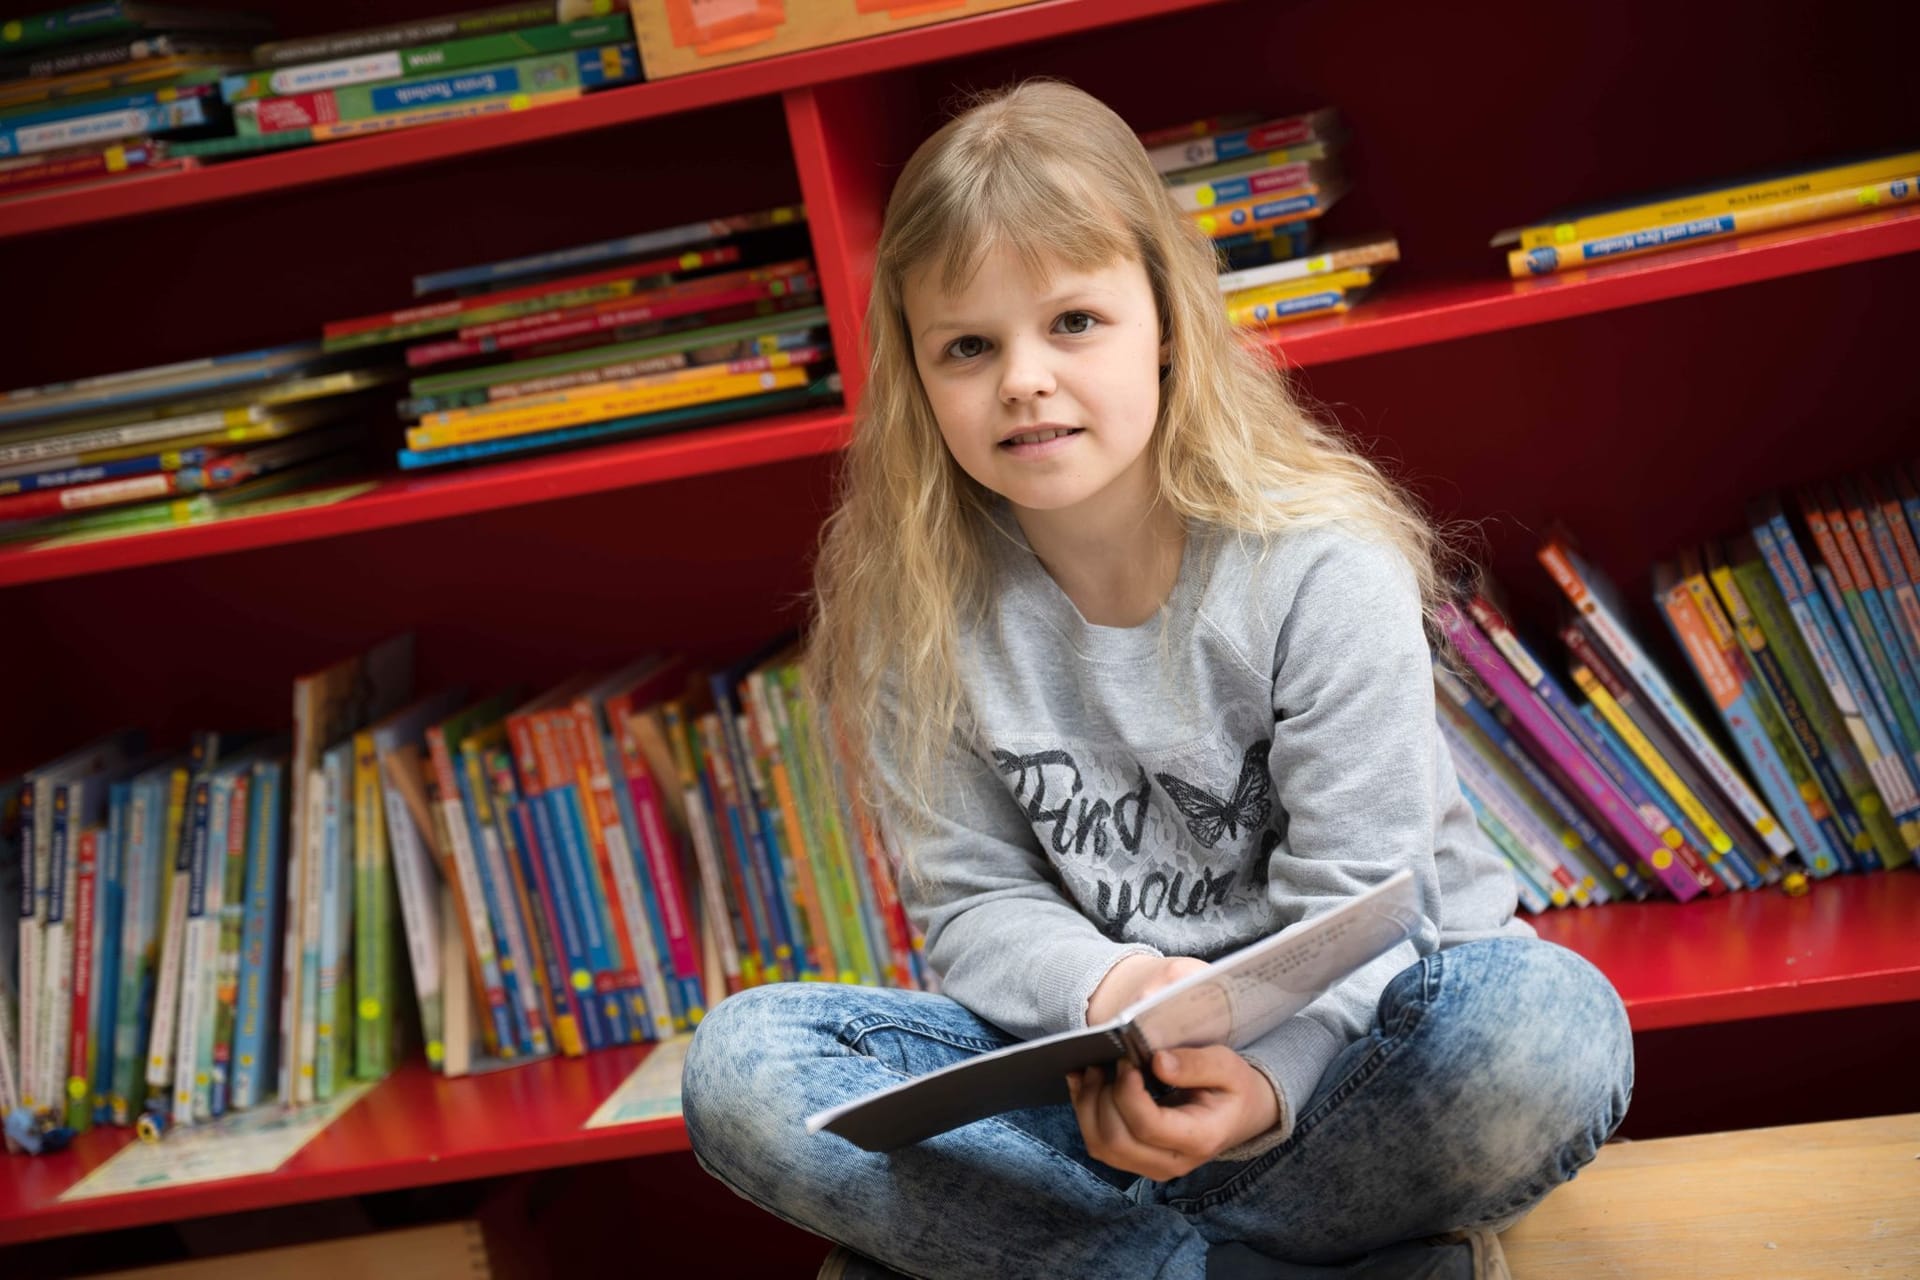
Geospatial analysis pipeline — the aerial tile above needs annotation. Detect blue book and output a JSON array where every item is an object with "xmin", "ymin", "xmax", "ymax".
[
  {"xmin": 597, "ymin": 722, "xmax": 687, "ymax": 1029},
  {"xmin": 91, "ymin": 780, "xmax": 132, "ymax": 1120},
  {"xmin": 450, "ymin": 738, "xmax": 533, "ymax": 1057},
  {"xmin": 544, "ymin": 786, "xmax": 631, "ymax": 1044},
  {"xmin": 0, "ymin": 85, "xmax": 219, "ymax": 157},
  {"xmin": 0, "ymin": 343, "xmax": 332, "ymax": 430},
  {"xmin": 231, "ymin": 758, "xmax": 286, "ymax": 1110},
  {"xmin": 350, "ymin": 43, "xmax": 636, "ymax": 117},
  {"xmin": 396, "ymin": 380, "xmax": 839, "ymax": 470},
  {"xmin": 1579, "ymin": 708, "xmax": 1742, "ymax": 893},
  {"xmin": 707, "ymin": 673, "xmax": 802, "ymax": 982},
  {"xmin": 525, "ymin": 794, "xmax": 609, "ymax": 1050},
  {"xmin": 0, "ymin": 446, "xmax": 221, "ymax": 498}
]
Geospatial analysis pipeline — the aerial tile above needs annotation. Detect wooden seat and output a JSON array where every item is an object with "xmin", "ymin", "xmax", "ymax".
[{"xmin": 1500, "ymin": 1114, "xmax": 1919, "ymax": 1278}]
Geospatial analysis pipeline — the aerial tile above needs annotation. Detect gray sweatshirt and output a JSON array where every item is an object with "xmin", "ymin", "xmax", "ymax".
[{"xmin": 889, "ymin": 507, "xmax": 1531, "ymax": 1157}]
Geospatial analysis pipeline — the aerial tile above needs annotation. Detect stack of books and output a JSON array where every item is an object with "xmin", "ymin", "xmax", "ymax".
[
  {"xmin": 1495, "ymin": 149, "xmax": 1920, "ymax": 278},
  {"xmin": 1440, "ymin": 464, "xmax": 1920, "ymax": 913},
  {"xmin": 0, "ymin": 0, "xmax": 267, "ymax": 200},
  {"xmin": 0, "ymin": 635, "xmax": 923, "ymax": 1151},
  {"xmin": 1139, "ymin": 108, "xmax": 1397, "ymax": 329},
  {"xmin": 0, "ymin": 343, "xmax": 396, "ymax": 548},
  {"xmin": 191, "ymin": 2, "xmax": 639, "ymax": 165},
  {"xmin": 353, "ymin": 204, "xmax": 838, "ymax": 472}
]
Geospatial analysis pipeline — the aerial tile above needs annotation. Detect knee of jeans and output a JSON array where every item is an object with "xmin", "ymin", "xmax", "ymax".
[{"xmin": 682, "ymin": 984, "xmax": 799, "ymax": 1139}]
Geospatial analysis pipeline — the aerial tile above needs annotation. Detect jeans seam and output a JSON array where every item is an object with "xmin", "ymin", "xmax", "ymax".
[
  {"xmin": 836, "ymin": 1013, "xmax": 1009, "ymax": 1057},
  {"xmin": 1166, "ymin": 955, "xmax": 1440, "ymax": 1214}
]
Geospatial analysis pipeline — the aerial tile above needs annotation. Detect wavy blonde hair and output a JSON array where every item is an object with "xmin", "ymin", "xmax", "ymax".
[{"xmin": 806, "ymin": 79, "xmax": 1454, "ymax": 832}]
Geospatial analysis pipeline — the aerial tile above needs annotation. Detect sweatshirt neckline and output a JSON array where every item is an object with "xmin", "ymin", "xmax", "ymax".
[{"xmin": 991, "ymin": 502, "xmax": 1210, "ymax": 662}]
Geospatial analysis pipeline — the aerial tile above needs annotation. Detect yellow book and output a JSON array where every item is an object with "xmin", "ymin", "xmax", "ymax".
[
  {"xmin": 1507, "ymin": 149, "xmax": 1920, "ymax": 250},
  {"xmin": 1190, "ymin": 178, "xmax": 1347, "ymax": 239},
  {"xmin": 1570, "ymin": 664, "xmax": 1740, "ymax": 862},
  {"xmin": 417, "ymin": 353, "xmax": 815, "ymax": 430},
  {"xmin": 405, "ymin": 367, "xmax": 810, "ymax": 450},
  {"xmin": 1226, "ymin": 287, "xmax": 1355, "ymax": 330},
  {"xmin": 1224, "ymin": 266, "xmax": 1374, "ymax": 305},
  {"xmin": 1508, "ymin": 171, "xmax": 1919, "ymax": 277}
]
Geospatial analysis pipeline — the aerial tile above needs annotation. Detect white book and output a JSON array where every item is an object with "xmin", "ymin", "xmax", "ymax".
[
  {"xmin": 805, "ymin": 871, "xmax": 1421, "ymax": 1153},
  {"xmin": 172, "ymin": 776, "xmax": 227, "ymax": 1126}
]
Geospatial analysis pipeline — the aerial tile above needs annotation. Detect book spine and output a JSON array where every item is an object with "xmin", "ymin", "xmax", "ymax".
[
  {"xmin": 238, "ymin": 46, "xmax": 630, "ymax": 134},
  {"xmin": 1439, "ymin": 717, "xmax": 1583, "ymax": 906},
  {"xmin": 253, "ymin": 2, "xmax": 563, "ymax": 64},
  {"xmin": 64, "ymin": 826, "xmax": 98, "ymax": 1130},
  {"xmin": 665, "ymin": 706, "xmax": 749, "ymax": 992},
  {"xmin": 1854, "ymin": 488, "xmax": 1920, "ymax": 686},
  {"xmin": 312, "ymin": 759, "xmax": 345, "ymax": 1098},
  {"xmin": 1830, "ymin": 492, "xmax": 1920, "ymax": 752},
  {"xmin": 107, "ymin": 776, "xmax": 156, "ymax": 1121},
  {"xmin": 784, "ymin": 687, "xmax": 885, "ymax": 986},
  {"xmin": 1460, "ymin": 780, "xmax": 1554, "ymax": 913},
  {"xmin": 1715, "ymin": 557, "xmax": 1889, "ymax": 869},
  {"xmin": 1516, "ymin": 149, "xmax": 1920, "ymax": 250},
  {"xmin": 0, "ymin": 139, "xmax": 167, "ymax": 193},
  {"xmin": 457, "ymin": 740, "xmax": 542, "ymax": 1055},
  {"xmin": 1225, "ymin": 288, "xmax": 1350, "ymax": 330},
  {"xmin": 351, "ymin": 732, "xmax": 387, "ymax": 1078},
  {"xmin": 425, "ymin": 727, "xmax": 514, "ymax": 1057},
  {"xmin": 524, "ymin": 793, "xmax": 607, "ymax": 1050},
  {"xmin": 1433, "ymin": 661, "xmax": 1643, "ymax": 897},
  {"xmin": 1803, "ymin": 493, "xmax": 1920, "ymax": 763},
  {"xmin": 703, "ymin": 689, "xmax": 799, "ymax": 982},
  {"xmin": 1167, "ymin": 159, "xmax": 1332, "ymax": 212},
  {"xmin": 1143, "ymin": 107, "xmax": 1339, "ymax": 174},
  {"xmin": 1510, "ymin": 172, "xmax": 1920, "ymax": 277},
  {"xmin": 208, "ymin": 771, "xmax": 251, "ymax": 1114},
  {"xmin": 229, "ymin": 15, "xmax": 630, "ymax": 101},
  {"xmin": 142, "ymin": 769, "xmax": 192, "ymax": 1108},
  {"xmin": 766, "ymin": 673, "xmax": 867, "ymax": 979},
  {"xmin": 1752, "ymin": 504, "xmax": 1920, "ymax": 824},
  {"xmin": 405, "ymin": 274, "xmax": 817, "ymax": 368},
  {"xmin": 1539, "ymin": 540, "xmax": 1796, "ymax": 861},
  {"xmin": 1665, "ymin": 566, "xmax": 1840, "ymax": 876},
  {"xmin": 1213, "ymin": 237, "xmax": 1399, "ymax": 295},
  {"xmin": 0, "ymin": 94, "xmax": 212, "ymax": 158},
  {"xmin": 169, "ymin": 778, "xmax": 214, "ymax": 1124},
  {"xmin": 90, "ymin": 791, "xmax": 128, "ymax": 1121},
  {"xmin": 546, "ymin": 785, "xmax": 628, "ymax": 1041},
  {"xmin": 1191, "ymin": 182, "xmax": 1344, "ymax": 239},
  {"xmin": 613, "ymin": 709, "xmax": 706, "ymax": 1019},
  {"xmin": 694, "ymin": 713, "xmax": 779, "ymax": 982},
  {"xmin": 1442, "ymin": 601, "xmax": 1709, "ymax": 901},
  {"xmin": 231, "ymin": 760, "xmax": 285, "ymax": 1109},
  {"xmin": 483, "ymin": 753, "xmax": 573, "ymax": 1055},
  {"xmin": 743, "ymin": 676, "xmax": 836, "ymax": 979},
  {"xmin": 378, "ymin": 753, "xmax": 443, "ymax": 1068}
]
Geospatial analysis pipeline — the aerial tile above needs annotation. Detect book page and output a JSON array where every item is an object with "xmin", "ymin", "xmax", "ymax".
[{"xmin": 584, "ymin": 1034, "xmax": 691, "ymax": 1129}]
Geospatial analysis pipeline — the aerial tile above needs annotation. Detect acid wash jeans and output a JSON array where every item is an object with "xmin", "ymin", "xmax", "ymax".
[{"xmin": 682, "ymin": 937, "xmax": 1632, "ymax": 1279}]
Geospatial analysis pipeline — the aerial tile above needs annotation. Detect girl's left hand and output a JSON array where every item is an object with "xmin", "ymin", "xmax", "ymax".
[{"xmin": 1066, "ymin": 1047, "xmax": 1281, "ymax": 1181}]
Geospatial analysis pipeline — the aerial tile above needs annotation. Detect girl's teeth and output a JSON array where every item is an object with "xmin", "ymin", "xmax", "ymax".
[{"xmin": 1009, "ymin": 429, "xmax": 1071, "ymax": 445}]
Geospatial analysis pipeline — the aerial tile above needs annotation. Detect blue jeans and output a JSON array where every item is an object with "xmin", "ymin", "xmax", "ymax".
[{"xmin": 682, "ymin": 937, "xmax": 1631, "ymax": 1279}]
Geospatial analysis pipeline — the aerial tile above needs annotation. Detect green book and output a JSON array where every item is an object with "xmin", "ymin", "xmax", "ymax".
[
  {"xmin": 407, "ymin": 306, "xmax": 828, "ymax": 397},
  {"xmin": 0, "ymin": 2, "xmax": 266, "ymax": 54},
  {"xmin": 223, "ymin": 16, "xmax": 631, "ymax": 103},
  {"xmin": 233, "ymin": 44, "xmax": 637, "ymax": 138},
  {"xmin": 352, "ymin": 731, "xmax": 397, "ymax": 1079}
]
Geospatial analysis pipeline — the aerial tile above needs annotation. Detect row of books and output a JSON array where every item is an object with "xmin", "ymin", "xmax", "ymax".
[
  {"xmin": 333, "ymin": 202, "xmax": 840, "ymax": 473},
  {"xmin": 1442, "ymin": 463, "xmax": 1920, "ymax": 913},
  {"xmin": 1135, "ymin": 107, "xmax": 1397, "ymax": 330},
  {"xmin": 0, "ymin": 0, "xmax": 639, "ymax": 202},
  {"xmin": 0, "ymin": 202, "xmax": 842, "ymax": 545},
  {"xmin": 0, "ymin": 634, "xmax": 924, "ymax": 1151},
  {"xmin": 1495, "ymin": 148, "xmax": 1920, "ymax": 278}
]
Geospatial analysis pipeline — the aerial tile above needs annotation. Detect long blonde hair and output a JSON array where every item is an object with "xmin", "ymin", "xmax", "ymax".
[{"xmin": 807, "ymin": 79, "xmax": 1452, "ymax": 832}]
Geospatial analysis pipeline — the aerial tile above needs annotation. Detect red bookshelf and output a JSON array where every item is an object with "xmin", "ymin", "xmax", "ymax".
[{"xmin": 2, "ymin": 0, "xmax": 1917, "ymax": 1261}]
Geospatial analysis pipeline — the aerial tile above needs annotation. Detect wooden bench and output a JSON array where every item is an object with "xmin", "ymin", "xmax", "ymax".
[{"xmin": 1500, "ymin": 1114, "xmax": 1919, "ymax": 1277}]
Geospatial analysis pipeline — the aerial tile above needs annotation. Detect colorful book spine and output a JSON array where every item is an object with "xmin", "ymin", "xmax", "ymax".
[
  {"xmin": 1849, "ymin": 480, "xmax": 1920, "ymax": 689},
  {"xmin": 375, "ymin": 742, "xmax": 445, "ymax": 1067},
  {"xmin": 1538, "ymin": 538, "xmax": 1795, "ymax": 863},
  {"xmin": 1511, "ymin": 172, "xmax": 1919, "ymax": 276},
  {"xmin": 351, "ymin": 731, "xmax": 391, "ymax": 1078},
  {"xmin": 607, "ymin": 696, "xmax": 707, "ymax": 1020},
  {"xmin": 310, "ymin": 749, "xmax": 351, "ymax": 1098},
  {"xmin": 457, "ymin": 729, "xmax": 544, "ymax": 1056},
  {"xmin": 1458, "ymin": 782, "xmax": 1553, "ymax": 914},
  {"xmin": 780, "ymin": 682, "xmax": 885, "ymax": 985},
  {"xmin": 1, "ymin": 3, "xmax": 264, "ymax": 52},
  {"xmin": 223, "ymin": 15, "xmax": 631, "ymax": 101},
  {"xmin": 236, "ymin": 45, "xmax": 634, "ymax": 135},
  {"xmin": 1214, "ymin": 236, "xmax": 1400, "ymax": 295},
  {"xmin": 140, "ymin": 764, "xmax": 195, "ymax": 1112},
  {"xmin": 207, "ymin": 767, "xmax": 251, "ymax": 1115},
  {"xmin": 1144, "ymin": 108, "xmax": 1341, "ymax": 175},
  {"xmin": 106, "ymin": 766, "xmax": 165, "ymax": 1121},
  {"xmin": 663, "ymin": 704, "xmax": 751, "ymax": 992},
  {"xmin": 521, "ymin": 790, "xmax": 608, "ymax": 1049},
  {"xmin": 325, "ymin": 245, "xmax": 741, "ymax": 346},
  {"xmin": 0, "ymin": 81, "xmax": 218, "ymax": 155},
  {"xmin": 1807, "ymin": 488, "xmax": 1920, "ymax": 759},
  {"xmin": 484, "ymin": 750, "xmax": 579, "ymax": 1056},
  {"xmin": 1660, "ymin": 558, "xmax": 1841, "ymax": 876},
  {"xmin": 63, "ymin": 825, "xmax": 100, "ymax": 1129},
  {"xmin": 740, "ymin": 675, "xmax": 837, "ymax": 978},
  {"xmin": 1438, "ymin": 716, "xmax": 1583, "ymax": 907},
  {"xmin": 253, "ymin": 2, "xmax": 567, "ymax": 65},
  {"xmin": 1712, "ymin": 546, "xmax": 1891, "ymax": 869},
  {"xmin": 453, "ymin": 259, "xmax": 813, "ymax": 343},
  {"xmin": 762, "ymin": 670, "xmax": 869, "ymax": 979},
  {"xmin": 169, "ymin": 776, "xmax": 216, "ymax": 1124},
  {"xmin": 411, "ymin": 204, "xmax": 806, "ymax": 295},
  {"xmin": 1224, "ymin": 283, "xmax": 1360, "ymax": 329},
  {"xmin": 1190, "ymin": 180, "xmax": 1347, "ymax": 239},
  {"xmin": 1167, "ymin": 158, "xmax": 1338, "ymax": 213},
  {"xmin": 1750, "ymin": 502, "xmax": 1920, "ymax": 838},
  {"xmin": 1442, "ymin": 600, "xmax": 1710, "ymax": 901},
  {"xmin": 1513, "ymin": 149, "xmax": 1920, "ymax": 250},
  {"xmin": 0, "ymin": 139, "xmax": 170, "ymax": 193},
  {"xmin": 230, "ymin": 758, "xmax": 285, "ymax": 1110},
  {"xmin": 425, "ymin": 712, "xmax": 515, "ymax": 1057},
  {"xmin": 1433, "ymin": 660, "xmax": 1642, "ymax": 898}
]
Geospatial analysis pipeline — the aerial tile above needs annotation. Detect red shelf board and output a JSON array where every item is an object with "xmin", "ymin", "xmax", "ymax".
[
  {"xmin": 2, "ymin": 874, "xmax": 1914, "ymax": 1243},
  {"xmin": 0, "ymin": 0, "xmax": 1226, "ymax": 241},
  {"xmin": 0, "ymin": 406, "xmax": 852, "ymax": 589},
  {"xmin": 0, "ymin": 1045, "xmax": 689, "ymax": 1246},
  {"xmin": 1270, "ymin": 204, "xmax": 1920, "ymax": 369},
  {"xmin": 1531, "ymin": 868, "xmax": 1920, "ymax": 1032}
]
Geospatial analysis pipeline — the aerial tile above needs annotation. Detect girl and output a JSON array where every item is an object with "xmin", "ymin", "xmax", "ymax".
[{"xmin": 682, "ymin": 80, "xmax": 1631, "ymax": 1280}]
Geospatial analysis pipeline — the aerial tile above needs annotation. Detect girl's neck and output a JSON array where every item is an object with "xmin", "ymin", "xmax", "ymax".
[{"xmin": 1014, "ymin": 494, "xmax": 1187, "ymax": 629}]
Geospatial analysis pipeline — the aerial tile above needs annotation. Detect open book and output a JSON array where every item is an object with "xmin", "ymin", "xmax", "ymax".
[{"xmin": 805, "ymin": 869, "xmax": 1422, "ymax": 1151}]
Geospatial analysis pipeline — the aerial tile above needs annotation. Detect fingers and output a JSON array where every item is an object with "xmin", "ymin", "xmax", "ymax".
[{"xmin": 1068, "ymin": 1061, "xmax": 1216, "ymax": 1181}]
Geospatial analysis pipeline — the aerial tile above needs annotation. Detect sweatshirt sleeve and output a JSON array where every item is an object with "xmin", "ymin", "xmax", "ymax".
[
  {"xmin": 1226, "ymin": 531, "xmax": 1449, "ymax": 1158},
  {"xmin": 883, "ymin": 725, "xmax": 1161, "ymax": 1040}
]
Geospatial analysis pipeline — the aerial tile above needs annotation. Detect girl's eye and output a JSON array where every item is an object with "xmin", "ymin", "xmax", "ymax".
[
  {"xmin": 1056, "ymin": 311, "xmax": 1097, "ymax": 335},
  {"xmin": 945, "ymin": 335, "xmax": 988, "ymax": 360}
]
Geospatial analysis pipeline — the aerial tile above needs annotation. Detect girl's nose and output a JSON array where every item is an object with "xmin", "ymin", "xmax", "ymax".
[{"xmin": 997, "ymin": 338, "xmax": 1056, "ymax": 404}]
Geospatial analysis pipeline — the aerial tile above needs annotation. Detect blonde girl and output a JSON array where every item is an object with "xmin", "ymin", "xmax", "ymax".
[{"xmin": 683, "ymin": 80, "xmax": 1630, "ymax": 1280}]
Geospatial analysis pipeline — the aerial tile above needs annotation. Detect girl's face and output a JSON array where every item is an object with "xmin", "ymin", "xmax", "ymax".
[{"xmin": 903, "ymin": 244, "xmax": 1164, "ymax": 526}]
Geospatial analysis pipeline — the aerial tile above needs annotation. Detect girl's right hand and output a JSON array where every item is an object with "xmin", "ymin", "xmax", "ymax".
[{"xmin": 1085, "ymin": 953, "xmax": 1209, "ymax": 1026}]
